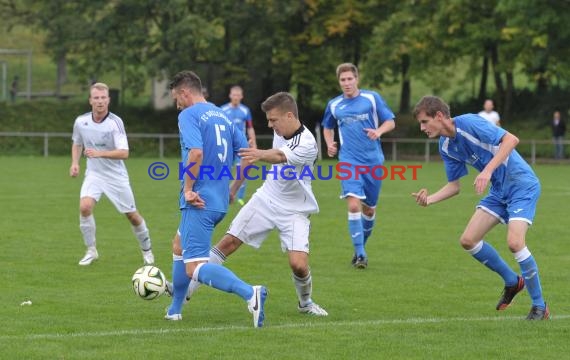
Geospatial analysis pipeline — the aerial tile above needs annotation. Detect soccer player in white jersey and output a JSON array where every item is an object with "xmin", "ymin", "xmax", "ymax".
[
  {"xmin": 412, "ymin": 95, "xmax": 549, "ymax": 320},
  {"xmin": 70, "ymin": 82, "xmax": 154, "ymax": 266},
  {"xmin": 184, "ymin": 92, "xmax": 328, "ymax": 316},
  {"xmin": 322, "ymin": 63, "xmax": 395, "ymax": 268}
]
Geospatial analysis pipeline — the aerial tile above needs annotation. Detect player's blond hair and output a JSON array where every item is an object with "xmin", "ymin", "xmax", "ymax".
[{"xmin": 90, "ymin": 82, "xmax": 109, "ymax": 96}]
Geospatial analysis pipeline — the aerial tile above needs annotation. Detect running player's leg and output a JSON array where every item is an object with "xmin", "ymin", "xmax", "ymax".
[
  {"xmin": 341, "ymin": 175, "xmax": 367, "ymax": 267},
  {"xmin": 461, "ymin": 208, "xmax": 518, "ymax": 284},
  {"xmin": 125, "ymin": 211, "xmax": 154, "ymax": 264},
  {"xmin": 362, "ymin": 171, "xmax": 381, "ymax": 247},
  {"xmin": 506, "ymin": 181, "xmax": 548, "ymax": 319},
  {"xmin": 78, "ymin": 176, "xmax": 101, "ymax": 265},
  {"xmin": 279, "ymin": 212, "xmax": 327, "ymax": 316},
  {"xmin": 164, "ymin": 231, "xmax": 185, "ymax": 320},
  {"xmin": 182, "ymin": 209, "xmax": 267, "ymax": 327},
  {"xmin": 105, "ymin": 181, "xmax": 154, "ymax": 264},
  {"xmin": 184, "ymin": 234, "xmax": 238, "ymax": 301}
]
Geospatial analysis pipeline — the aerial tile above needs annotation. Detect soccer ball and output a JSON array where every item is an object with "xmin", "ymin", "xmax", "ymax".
[{"xmin": 131, "ymin": 265, "xmax": 166, "ymax": 300}]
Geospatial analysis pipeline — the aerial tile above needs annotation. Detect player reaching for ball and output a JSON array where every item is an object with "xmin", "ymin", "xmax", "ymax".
[
  {"xmin": 411, "ymin": 95, "xmax": 549, "ymax": 320},
  {"xmin": 164, "ymin": 70, "xmax": 267, "ymax": 328},
  {"xmin": 174, "ymin": 92, "xmax": 328, "ymax": 316}
]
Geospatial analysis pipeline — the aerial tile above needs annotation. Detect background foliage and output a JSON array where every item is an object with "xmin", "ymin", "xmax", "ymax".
[{"xmin": 1, "ymin": 0, "xmax": 570, "ymax": 132}]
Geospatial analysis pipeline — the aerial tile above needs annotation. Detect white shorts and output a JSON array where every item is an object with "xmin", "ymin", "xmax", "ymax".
[
  {"xmin": 227, "ymin": 193, "xmax": 311, "ymax": 253},
  {"xmin": 80, "ymin": 174, "xmax": 137, "ymax": 213}
]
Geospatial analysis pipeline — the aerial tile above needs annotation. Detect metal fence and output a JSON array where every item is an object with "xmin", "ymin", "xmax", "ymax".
[{"xmin": 0, "ymin": 131, "xmax": 568, "ymax": 165}]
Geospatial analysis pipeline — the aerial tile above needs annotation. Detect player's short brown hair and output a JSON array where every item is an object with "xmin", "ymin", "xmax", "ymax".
[
  {"xmin": 261, "ymin": 92, "xmax": 298, "ymax": 119},
  {"xmin": 413, "ymin": 95, "xmax": 451, "ymax": 118},
  {"xmin": 336, "ymin": 63, "xmax": 359, "ymax": 79}
]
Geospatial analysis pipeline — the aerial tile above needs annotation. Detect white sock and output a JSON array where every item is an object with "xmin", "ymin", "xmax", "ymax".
[
  {"xmin": 186, "ymin": 247, "xmax": 226, "ymax": 299},
  {"xmin": 79, "ymin": 215, "xmax": 96, "ymax": 248},
  {"xmin": 293, "ymin": 272, "xmax": 312, "ymax": 307},
  {"xmin": 209, "ymin": 247, "xmax": 227, "ymax": 265},
  {"xmin": 132, "ymin": 219, "xmax": 151, "ymax": 251}
]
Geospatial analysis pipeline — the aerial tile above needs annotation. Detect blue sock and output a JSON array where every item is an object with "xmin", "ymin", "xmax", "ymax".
[
  {"xmin": 518, "ymin": 254, "xmax": 545, "ymax": 308},
  {"xmin": 469, "ymin": 241, "xmax": 518, "ymax": 286},
  {"xmin": 362, "ymin": 213, "xmax": 375, "ymax": 246},
  {"xmin": 197, "ymin": 263, "xmax": 253, "ymax": 301},
  {"xmin": 237, "ymin": 181, "xmax": 247, "ymax": 200},
  {"xmin": 349, "ymin": 212, "xmax": 365, "ymax": 257},
  {"xmin": 167, "ymin": 256, "xmax": 190, "ymax": 316}
]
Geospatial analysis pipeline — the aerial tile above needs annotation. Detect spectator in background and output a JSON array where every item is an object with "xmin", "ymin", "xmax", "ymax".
[
  {"xmin": 478, "ymin": 99, "xmax": 501, "ymax": 127},
  {"xmin": 9, "ymin": 75, "xmax": 19, "ymax": 103},
  {"xmin": 552, "ymin": 110, "xmax": 566, "ymax": 159}
]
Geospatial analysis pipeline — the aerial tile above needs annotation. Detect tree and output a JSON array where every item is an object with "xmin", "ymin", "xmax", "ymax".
[{"xmin": 1, "ymin": 0, "xmax": 102, "ymax": 96}]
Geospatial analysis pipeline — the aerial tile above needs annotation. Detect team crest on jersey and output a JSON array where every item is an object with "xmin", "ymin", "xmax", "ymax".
[{"xmin": 467, "ymin": 154, "xmax": 480, "ymax": 165}]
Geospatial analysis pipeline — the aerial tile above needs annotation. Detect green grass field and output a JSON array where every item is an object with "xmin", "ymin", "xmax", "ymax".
[{"xmin": 1, "ymin": 157, "xmax": 569, "ymax": 359}]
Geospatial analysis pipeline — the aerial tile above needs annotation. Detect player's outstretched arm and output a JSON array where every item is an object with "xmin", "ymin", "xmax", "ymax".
[
  {"xmin": 412, "ymin": 180, "xmax": 460, "ymax": 207},
  {"xmin": 238, "ymin": 147, "xmax": 285, "ymax": 164}
]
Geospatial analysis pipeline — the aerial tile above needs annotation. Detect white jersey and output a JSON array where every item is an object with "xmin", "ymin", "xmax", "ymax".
[
  {"xmin": 477, "ymin": 110, "xmax": 500, "ymax": 126},
  {"xmin": 72, "ymin": 112, "xmax": 130, "ymax": 181},
  {"xmin": 255, "ymin": 125, "xmax": 319, "ymax": 215}
]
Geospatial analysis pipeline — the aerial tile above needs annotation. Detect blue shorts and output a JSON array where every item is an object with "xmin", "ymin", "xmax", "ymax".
[
  {"xmin": 477, "ymin": 176, "xmax": 540, "ymax": 224},
  {"xmin": 340, "ymin": 164, "xmax": 383, "ymax": 208},
  {"xmin": 179, "ymin": 208, "xmax": 226, "ymax": 262}
]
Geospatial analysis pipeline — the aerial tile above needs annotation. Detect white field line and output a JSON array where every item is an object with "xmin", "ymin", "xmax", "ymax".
[{"xmin": 2, "ymin": 314, "xmax": 569, "ymax": 341}]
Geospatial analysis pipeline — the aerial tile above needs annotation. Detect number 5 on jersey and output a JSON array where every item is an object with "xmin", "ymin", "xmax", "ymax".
[{"xmin": 215, "ymin": 124, "xmax": 228, "ymax": 163}]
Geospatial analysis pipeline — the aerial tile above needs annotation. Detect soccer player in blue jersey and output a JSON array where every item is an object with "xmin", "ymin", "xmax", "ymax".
[
  {"xmin": 411, "ymin": 95, "xmax": 549, "ymax": 320},
  {"xmin": 221, "ymin": 85, "xmax": 257, "ymax": 205},
  {"xmin": 165, "ymin": 71, "xmax": 267, "ymax": 327},
  {"xmin": 322, "ymin": 63, "xmax": 395, "ymax": 268}
]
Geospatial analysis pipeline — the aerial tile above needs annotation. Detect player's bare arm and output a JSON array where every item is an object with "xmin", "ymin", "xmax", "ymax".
[
  {"xmin": 184, "ymin": 148, "xmax": 205, "ymax": 208},
  {"xmin": 247, "ymin": 127, "xmax": 257, "ymax": 149},
  {"xmin": 412, "ymin": 180, "xmax": 460, "ymax": 207},
  {"xmin": 70, "ymin": 144, "xmax": 83, "ymax": 177},
  {"xmin": 229, "ymin": 157, "xmax": 249, "ymax": 203},
  {"xmin": 323, "ymin": 128, "xmax": 338, "ymax": 157},
  {"xmin": 238, "ymin": 147, "xmax": 286, "ymax": 164},
  {"xmin": 364, "ymin": 119, "xmax": 396, "ymax": 140},
  {"xmin": 83, "ymin": 148, "xmax": 129, "ymax": 159},
  {"xmin": 474, "ymin": 132, "xmax": 519, "ymax": 195}
]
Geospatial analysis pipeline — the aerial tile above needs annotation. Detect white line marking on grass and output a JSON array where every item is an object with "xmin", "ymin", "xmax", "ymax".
[{"xmin": 2, "ymin": 314, "xmax": 569, "ymax": 341}]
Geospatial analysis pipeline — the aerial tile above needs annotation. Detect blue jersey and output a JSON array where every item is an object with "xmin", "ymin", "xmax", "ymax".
[
  {"xmin": 322, "ymin": 90, "xmax": 395, "ymax": 165},
  {"xmin": 440, "ymin": 114, "xmax": 538, "ymax": 192},
  {"xmin": 220, "ymin": 103, "xmax": 253, "ymax": 135},
  {"xmin": 178, "ymin": 102, "xmax": 249, "ymax": 212}
]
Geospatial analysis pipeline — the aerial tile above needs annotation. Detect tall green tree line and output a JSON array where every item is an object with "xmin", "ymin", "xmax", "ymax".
[{"xmin": 2, "ymin": 0, "xmax": 570, "ymax": 125}]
